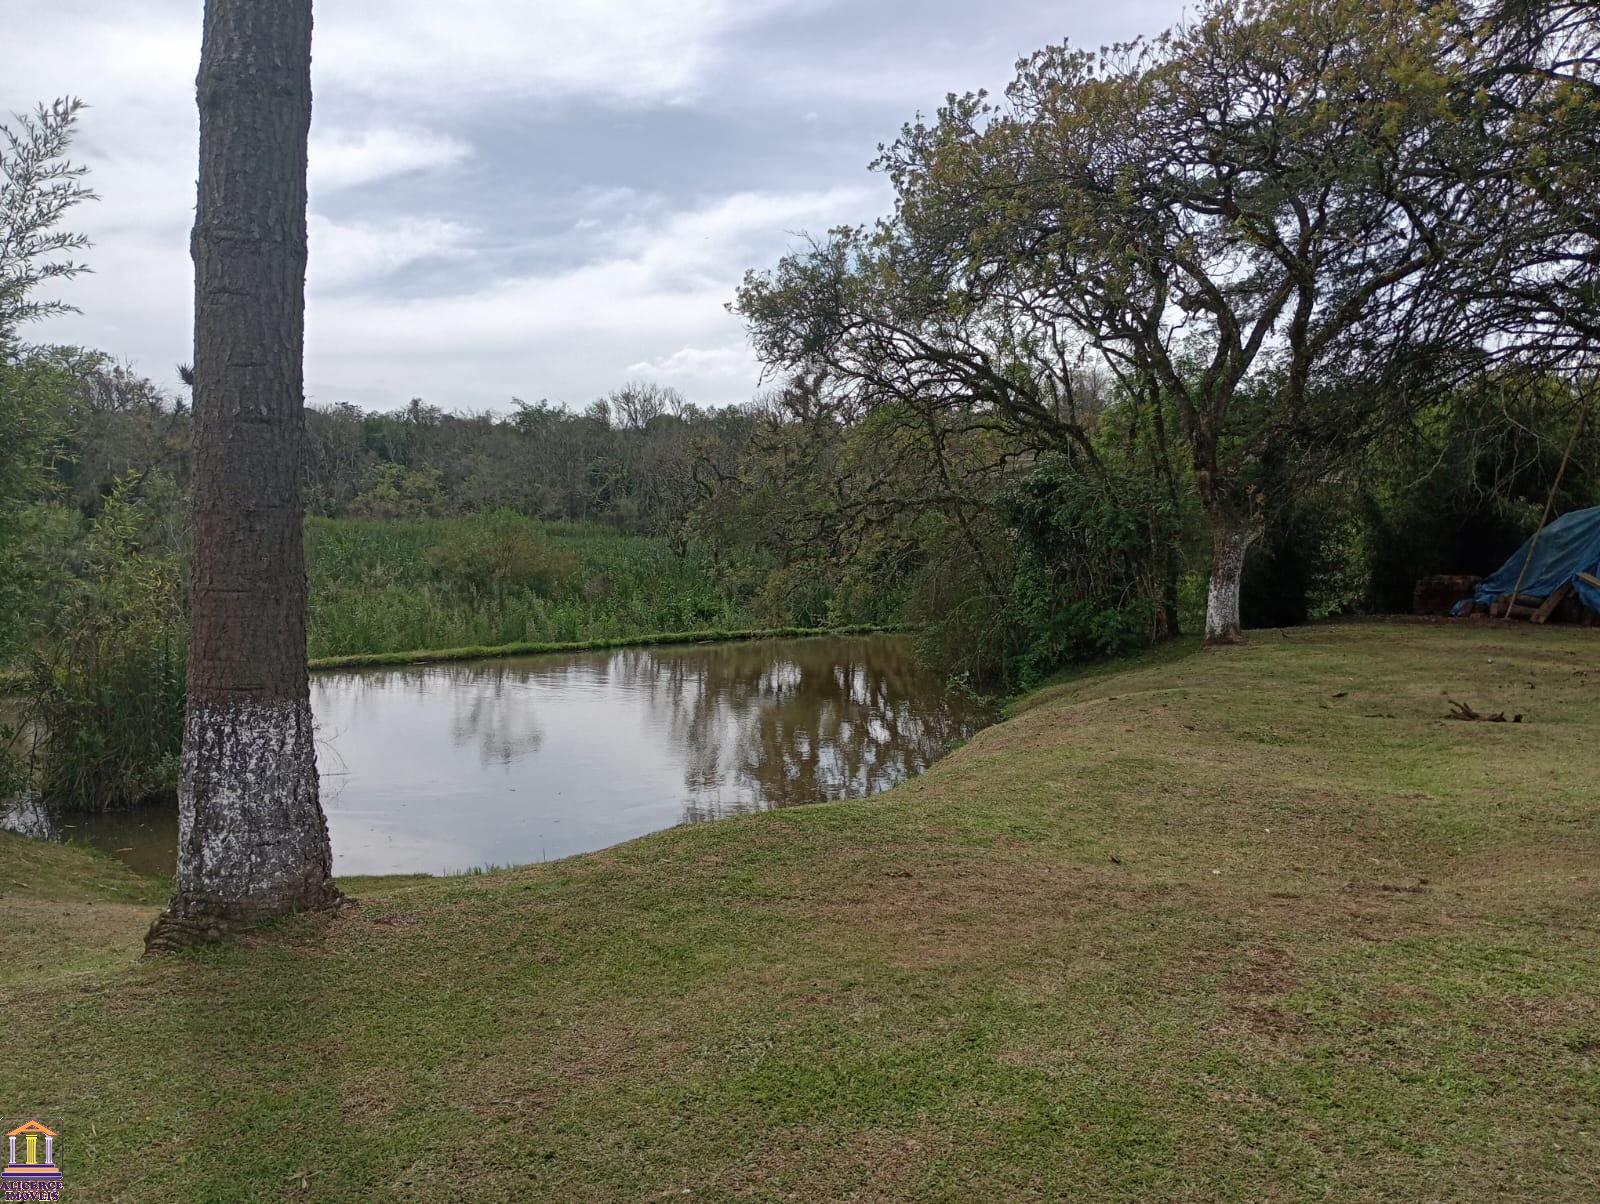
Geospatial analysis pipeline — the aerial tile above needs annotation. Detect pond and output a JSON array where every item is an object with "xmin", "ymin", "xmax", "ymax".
[{"xmin": 4, "ymin": 635, "xmax": 991, "ymax": 877}]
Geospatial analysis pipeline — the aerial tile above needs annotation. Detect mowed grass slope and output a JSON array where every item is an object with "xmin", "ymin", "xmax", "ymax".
[{"xmin": 4, "ymin": 623, "xmax": 1599, "ymax": 1201}]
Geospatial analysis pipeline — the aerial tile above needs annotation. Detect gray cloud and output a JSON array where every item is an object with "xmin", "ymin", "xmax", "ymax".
[{"xmin": 10, "ymin": 0, "xmax": 1189, "ymax": 412}]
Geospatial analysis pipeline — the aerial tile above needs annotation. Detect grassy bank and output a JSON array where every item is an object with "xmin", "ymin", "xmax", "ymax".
[
  {"xmin": 305, "ymin": 515, "xmax": 785, "ymax": 659},
  {"xmin": 5, "ymin": 622, "xmax": 1599, "ymax": 1200},
  {"xmin": 307, "ymin": 624, "xmax": 899, "ymax": 670}
]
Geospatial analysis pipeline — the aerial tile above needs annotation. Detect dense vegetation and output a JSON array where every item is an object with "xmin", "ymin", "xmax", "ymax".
[
  {"xmin": 734, "ymin": 0, "xmax": 1600, "ymax": 654},
  {"xmin": 8, "ymin": 624, "xmax": 1600, "ymax": 1198},
  {"xmin": 304, "ymin": 515, "xmax": 771, "ymax": 659},
  {"xmin": 3, "ymin": 0, "xmax": 1598, "ymax": 815}
]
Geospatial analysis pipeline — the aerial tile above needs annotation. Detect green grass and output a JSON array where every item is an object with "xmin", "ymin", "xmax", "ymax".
[
  {"xmin": 6, "ymin": 621, "xmax": 1600, "ymax": 1200},
  {"xmin": 308, "ymin": 625, "xmax": 900, "ymax": 670},
  {"xmin": 304, "ymin": 515, "xmax": 788, "ymax": 659},
  {"xmin": 0, "ymin": 831, "xmax": 166, "ymax": 989}
]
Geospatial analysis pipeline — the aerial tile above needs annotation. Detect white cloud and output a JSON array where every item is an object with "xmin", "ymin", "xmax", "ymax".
[
  {"xmin": 627, "ymin": 345, "xmax": 757, "ymax": 380},
  {"xmin": 310, "ymin": 128, "xmax": 471, "ymax": 195},
  {"xmin": 322, "ymin": 185, "xmax": 878, "ymax": 347},
  {"xmin": 8, "ymin": 0, "xmax": 1194, "ymax": 411},
  {"xmin": 308, "ymin": 216, "xmax": 474, "ymax": 292},
  {"xmin": 302, "ymin": 185, "xmax": 883, "ymax": 407},
  {"xmin": 313, "ymin": 0, "xmax": 808, "ymax": 109}
]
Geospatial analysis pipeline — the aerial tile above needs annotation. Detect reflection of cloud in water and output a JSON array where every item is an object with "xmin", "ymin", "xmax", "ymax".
[
  {"xmin": 315, "ymin": 663, "xmax": 546, "ymax": 769},
  {"xmin": 324, "ymin": 809, "xmax": 481, "ymax": 879},
  {"xmin": 30, "ymin": 636, "xmax": 992, "ymax": 877},
  {"xmin": 347, "ymin": 638, "xmax": 987, "ymax": 825}
]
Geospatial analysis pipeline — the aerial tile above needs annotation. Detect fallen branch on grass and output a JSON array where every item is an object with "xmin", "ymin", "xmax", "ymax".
[{"xmin": 1447, "ymin": 700, "xmax": 1523, "ymax": 723}]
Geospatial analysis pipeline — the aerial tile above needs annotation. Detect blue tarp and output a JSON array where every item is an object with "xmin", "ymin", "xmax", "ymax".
[{"xmin": 1459, "ymin": 505, "xmax": 1600, "ymax": 615}]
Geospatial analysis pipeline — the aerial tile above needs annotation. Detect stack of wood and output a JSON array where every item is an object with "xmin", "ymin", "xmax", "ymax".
[
  {"xmin": 1413, "ymin": 575, "xmax": 1481, "ymax": 616},
  {"xmin": 1460, "ymin": 573, "xmax": 1600, "ymax": 625}
]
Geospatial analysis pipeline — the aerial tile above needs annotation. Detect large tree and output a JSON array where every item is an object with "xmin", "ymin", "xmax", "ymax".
[
  {"xmin": 739, "ymin": 0, "xmax": 1472, "ymax": 644},
  {"xmin": 146, "ymin": 0, "xmax": 338, "ymax": 951}
]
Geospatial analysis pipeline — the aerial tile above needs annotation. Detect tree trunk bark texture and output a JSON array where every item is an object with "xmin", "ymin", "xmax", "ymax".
[
  {"xmin": 1203, "ymin": 515, "xmax": 1260, "ymax": 647},
  {"xmin": 147, "ymin": 0, "xmax": 338, "ymax": 953}
]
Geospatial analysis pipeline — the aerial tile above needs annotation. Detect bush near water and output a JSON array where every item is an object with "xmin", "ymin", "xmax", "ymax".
[{"xmin": 304, "ymin": 512, "xmax": 776, "ymax": 660}]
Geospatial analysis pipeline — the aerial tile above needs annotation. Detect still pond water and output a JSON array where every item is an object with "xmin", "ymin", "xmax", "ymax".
[{"xmin": 7, "ymin": 636, "xmax": 990, "ymax": 877}]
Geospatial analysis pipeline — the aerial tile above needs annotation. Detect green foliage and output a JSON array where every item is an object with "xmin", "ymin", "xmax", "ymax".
[
  {"xmin": 905, "ymin": 512, "xmax": 1014, "ymax": 689},
  {"xmin": 298, "ymin": 388, "xmax": 755, "ymax": 535},
  {"xmin": 1357, "ymin": 377, "xmax": 1599, "ymax": 612},
  {"xmin": 0, "ymin": 351, "xmax": 73, "ymax": 660},
  {"xmin": 906, "ymin": 458, "xmax": 1181, "ymax": 692},
  {"xmin": 0, "ymin": 98, "xmax": 94, "ymax": 339},
  {"xmin": 1232, "ymin": 373, "xmax": 1599, "ymax": 623},
  {"xmin": 303, "ymin": 514, "xmax": 783, "ymax": 659},
  {"xmin": 1, "ymin": 99, "xmax": 93, "ymax": 667},
  {"xmin": 26, "ymin": 477, "xmax": 186, "ymax": 810},
  {"xmin": 996, "ymin": 459, "xmax": 1172, "ymax": 688},
  {"xmin": 347, "ymin": 463, "xmax": 445, "ymax": 520},
  {"xmin": 737, "ymin": 0, "xmax": 1535, "ymax": 641},
  {"xmin": 423, "ymin": 510, "xmax": 581, "ymax": 601},
  {"xmin": 1241, "ymin": 472, "xmax": 1371, "ymax": 630}
]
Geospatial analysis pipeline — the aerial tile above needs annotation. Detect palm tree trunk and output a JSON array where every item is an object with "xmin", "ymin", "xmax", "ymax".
[{"xmin": 146, "ymin": 0, "xmax": 338, "ymax": 953}]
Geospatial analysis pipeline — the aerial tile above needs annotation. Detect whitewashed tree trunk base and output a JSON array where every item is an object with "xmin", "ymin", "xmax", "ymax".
[
  {"xmin": 146, "ymin": 0, "xmax": 335, "ymax": 955},
  {"xmin": 145, "ymin": 699, "xmax": 339, "ymax": 952},
  {"xmin": 1204, "ymin": 521, "xmax": 1260, "ymax": 646}
]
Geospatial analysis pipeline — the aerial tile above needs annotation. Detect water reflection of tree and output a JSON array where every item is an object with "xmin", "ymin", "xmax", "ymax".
[
  {"xmin": 604, "ymin": 637, "xmax": 987, "ymax": 823},
  {"xmin": 445, "ymin": 666, "xmax": 544, "ymax": 767},
  {"xmin": 322, "ymin": 638, "xmax": 988, "ymax": 822}
]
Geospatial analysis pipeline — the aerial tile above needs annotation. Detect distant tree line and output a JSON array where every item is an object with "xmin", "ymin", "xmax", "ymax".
[
  {"xmin": 16, "ymin": 368, "xmax": 767, "ymax": 545},
  {"xmin": 303, "ymin": 383, "xmax": 762, "ymax": 545},
  {"xmin": 37, "ymin": 373, "xmax": 765, "ymax": 548}
]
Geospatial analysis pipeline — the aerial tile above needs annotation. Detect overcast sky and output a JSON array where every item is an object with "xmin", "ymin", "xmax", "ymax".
[{"xmin": 9, "ymin": 0, "xmax": 1188, "ymax": 413}]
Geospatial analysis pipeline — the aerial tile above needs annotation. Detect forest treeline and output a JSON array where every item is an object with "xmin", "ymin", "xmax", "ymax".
[
  {"xmin": 3, "ymin": 0, "xmax": 1598, "ymax": 811},
  {"xmin": 11, "ymin": 341, "xmax": 1596, "ymax": 673}
]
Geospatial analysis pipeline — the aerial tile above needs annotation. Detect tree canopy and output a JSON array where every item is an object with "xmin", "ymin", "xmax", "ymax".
[{"xmin": 736, "ymin": 0, "xmax": 1597, "ymax": 644}]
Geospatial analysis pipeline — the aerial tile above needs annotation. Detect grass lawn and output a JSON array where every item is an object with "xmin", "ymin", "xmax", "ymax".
[{"xmin": 3, "ymin": 622, "xmax": 1598, "ymax": 1201}]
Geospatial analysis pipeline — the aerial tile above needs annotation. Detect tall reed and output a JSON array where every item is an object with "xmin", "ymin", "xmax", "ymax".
[{"xmin": 304, "ymin": 512, "xmax": 770, "ymax": 658}]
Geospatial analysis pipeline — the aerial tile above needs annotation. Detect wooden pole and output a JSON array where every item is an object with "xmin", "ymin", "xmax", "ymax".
[{"xmin": 1508, "ymin": 402, "xmax": 1590, "ymax": 614}]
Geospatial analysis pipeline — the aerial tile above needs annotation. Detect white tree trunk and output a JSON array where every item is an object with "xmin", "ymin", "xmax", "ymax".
[
  {"xmin": 1204, "ymin": 519, "xmax": 1259, "ymax": 646},
  {"xmin": 147, "ymin": 699, "xmax": 337, "ymax": 951},
  {"xmin": 178, "ymin": 700, "xmax": 333, "ymax": 909}
]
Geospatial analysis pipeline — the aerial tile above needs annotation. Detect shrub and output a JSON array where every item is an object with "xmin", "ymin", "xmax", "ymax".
[
  {"xmin": 423, "ymin": 511, "xmax": 581, "ymax": 600},
  {"xmin": 27, "ymin": 478, "xmax": 187, "ymax": 810},
  {"xmin": 347, "ymin": 464, "xmax": 445, "ymax": 520},
  {"xmin": 915, "ymin": 457, "xmax": 1176, "ymax": 692}
]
